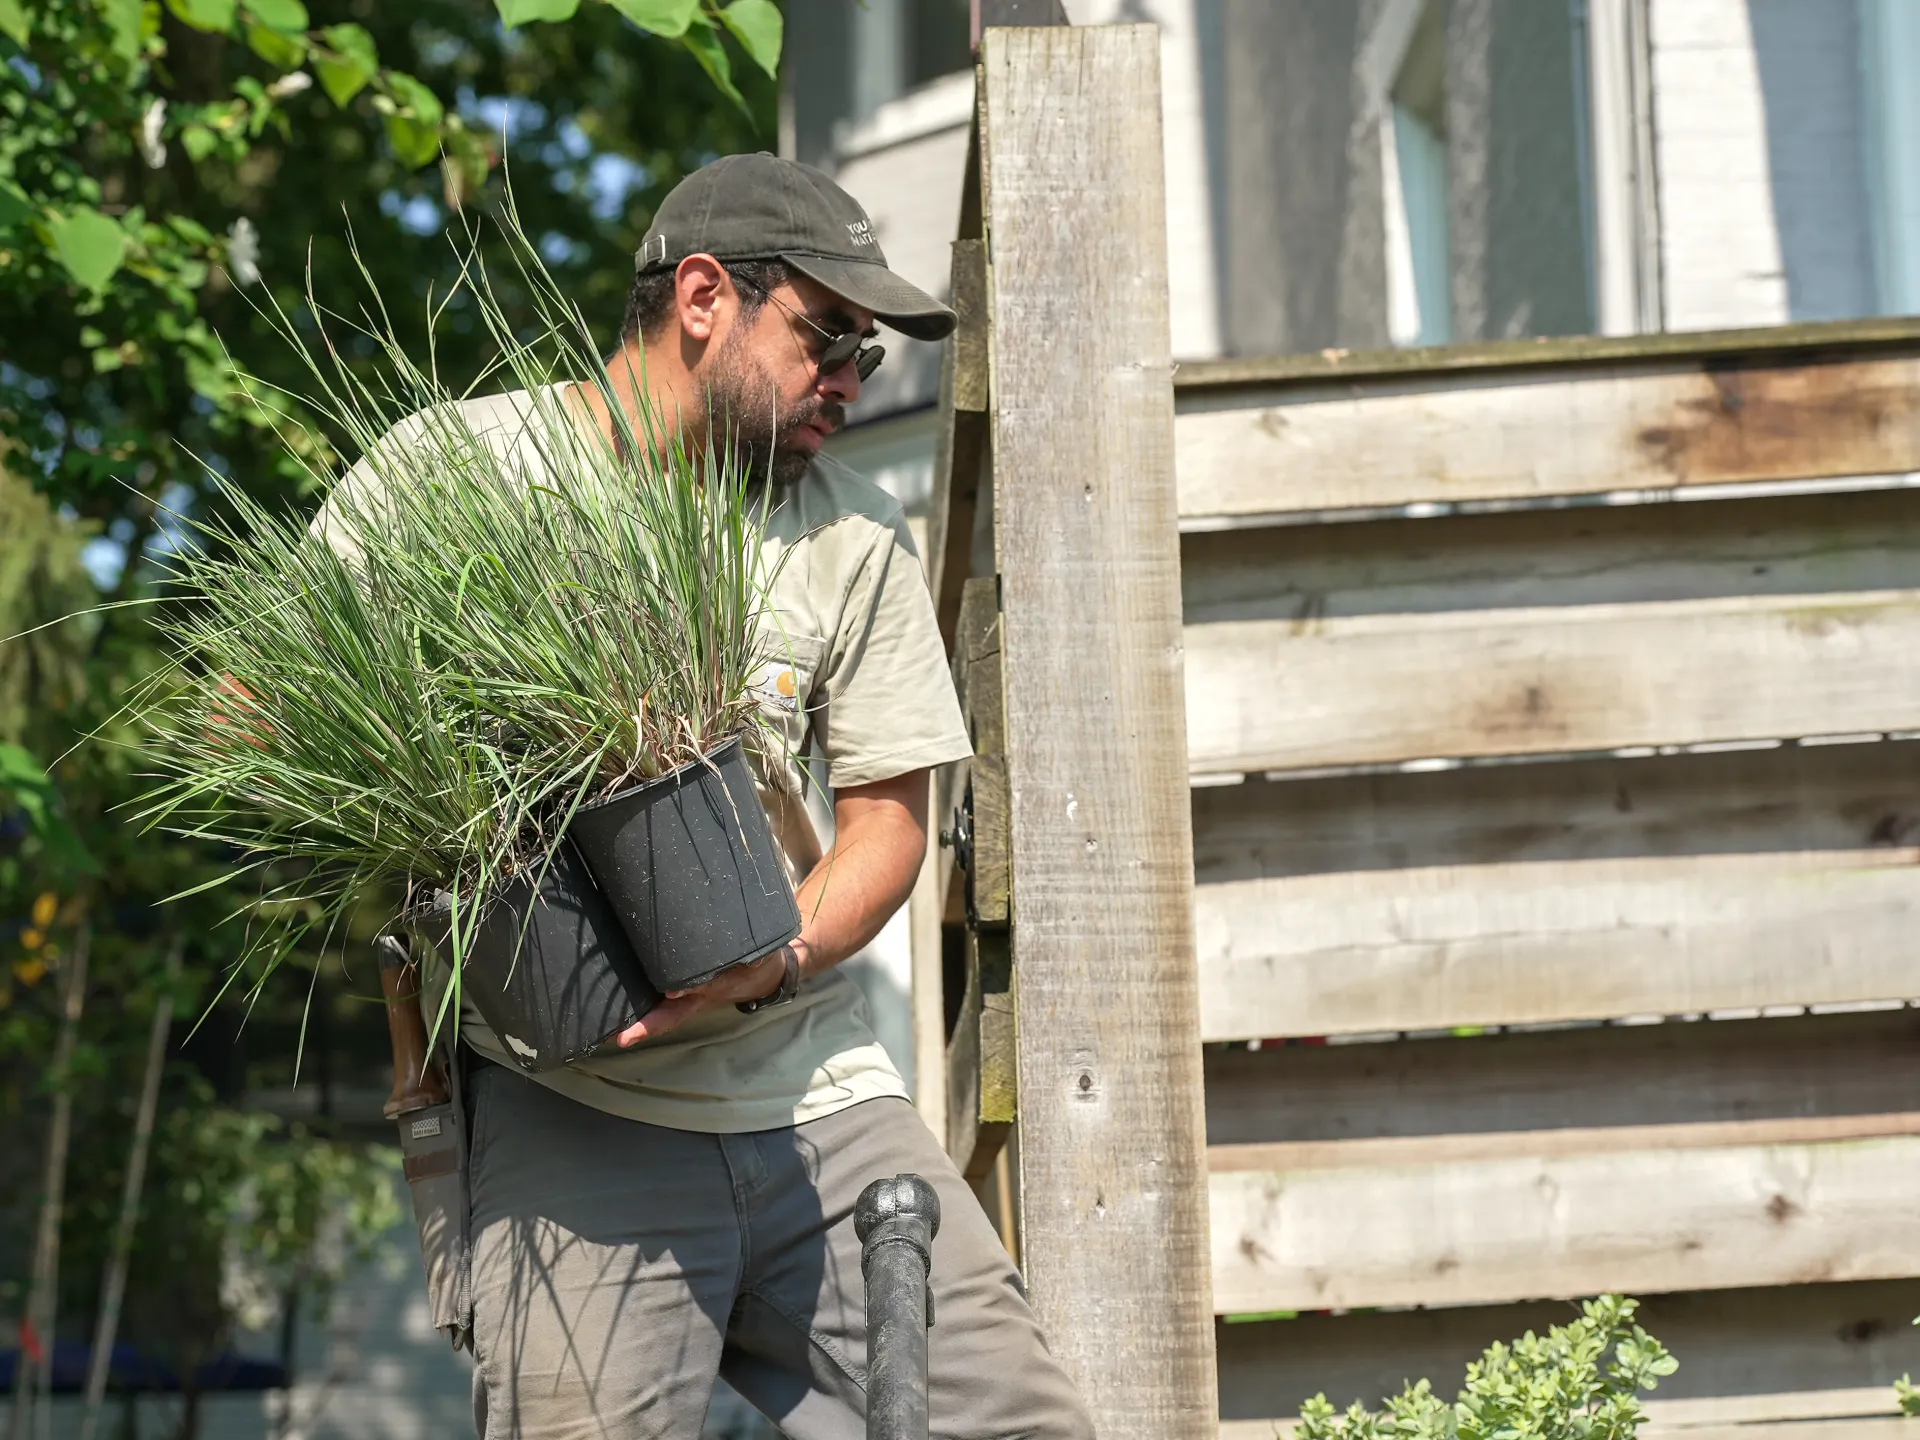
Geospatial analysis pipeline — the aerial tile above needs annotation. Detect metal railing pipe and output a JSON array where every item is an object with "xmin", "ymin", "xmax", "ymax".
[{"xmin": 856, "ymin": 1174, "xmax": 941, "ymax": 1440}]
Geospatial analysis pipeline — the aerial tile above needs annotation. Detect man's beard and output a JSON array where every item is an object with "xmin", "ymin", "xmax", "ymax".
[{"xmin": 701, "ymin": 332, "xmax": 844, "ymax": 488}]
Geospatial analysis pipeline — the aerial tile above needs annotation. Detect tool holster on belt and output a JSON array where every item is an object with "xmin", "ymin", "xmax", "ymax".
[{"xmin": 376, "ymin": 933, "xmax": 474, "ymax": 1352}]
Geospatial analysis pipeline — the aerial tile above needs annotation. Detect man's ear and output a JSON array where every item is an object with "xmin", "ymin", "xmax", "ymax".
[{"xmin": 674, "ymin": 254, "xmax": 729, "ymax": 343}]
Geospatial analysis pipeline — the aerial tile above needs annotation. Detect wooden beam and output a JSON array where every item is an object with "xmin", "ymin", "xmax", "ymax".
[
  {"xmin": 1214, "ymin": 1279, "xmax": 1920, "ymax": 1438},
  {"xmin": 954, "ymin": 577, "xmax": 1008, "ymax": 926},
  {"xmin": 946, "ymin": 928, "xmax": 1014, "ymax": 1181},
  {"xmin": 927, "ymin": 237, "xmax": 991, "ymax": 649},
  {"xmin": 1225, "ymin": 1414, "xmax": 1917, "ymax": 1440},
  {"xmin": 1190, "ymin": 736, "xmax": 1920, "ymax": 885},
  {"xmin": 1203, "ymin": 1009, "xmax": 1920, "ymax": 1150},
  {"xmin": 1174, "ymin": 315, "xmax": 1920, "ymax": 392},
  {"xmin": 1197, "ymin": 847, "xmax": 1920, "ymax": 1040},
  {"xmin": 1172, "ymin": 351, "xmax": 1920, "ymax": 523},
  {"xmin": 1209, "ymin": 1132, "xmax": 1920, "ymax": 1314},
  {"xmin": 1211, "ymin": 1112, "xmax": 1920, "ymax": 1174},
  {"xmin": 981, "ymin": 24, "xmax": 1216, "ymax": 1438},
  {"xmin": 1179, "ymin": 485, "xmax": 1920, "ymax": 630},
  {"xmin": 1184, "ymin": 590, "xmax": 1920, "ymax": 776}
]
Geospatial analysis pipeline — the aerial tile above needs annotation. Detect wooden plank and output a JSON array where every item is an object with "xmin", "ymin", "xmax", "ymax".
[
  {"xmin": 1224, "ymin": 1414, "xmax": 1920, "ymax": 1440},
  {"xmin": 949, "ymin": 576, "xmax": 1009, "ymax": 925},
  {"xmin": 1197, "ymin": 848, "xmax": 1920, "ymax": 1040},
  {"xmin": 1180, "ymin": 485, "xmax": 1920, "ymax": 628},
  {"xmin": 976, "ymin": 928, "xmax": 1015, "ymax": 1147},
  {"xmin": 981, "ymin": 25, "xmax": 1216, "ymax": 1437},
  {"xmin": 933, "ymin": 575, "xmax": 1000, "ymax": 931},
  {"xmin": 1175, "ymin": 315, "xmax": 1920, "ymax": 392},
  {"xmin": 927, "ymin": 237, "xmax": 991, "ymax": 648},
  {"xmin": 1649, "ymin": 1391, "xmax": 1909, "ymax": 1430},
  {"xmin": 1209, "ymin": 1133, "xmax": 1920, "ymax": 1314},
  {"xmin": 1211, "ymin": 1112, "xmax": 1920, "ymax": 1174},
  {"xmin": 1190, "ymin": 739, "xmax": 1920, "ymax": 887},
  {"xmin": 1214, "ymin": 1280, "xmax": 1920, "ymax": 1431},
  {"xmin": 1184, "ymin": 590, "xmax": 1920, "ymax": 776},
  {"xmin": 1173, "ymin": 352, "xmax": 1920, "ymax": 522},
  {"xmin": 945, "ymin": 928, "xmax": 1012, "ymax": 1181},
  {"xmin": 1204, "ymin": 1010, "xmax": 1920, "ymax": 1149}
]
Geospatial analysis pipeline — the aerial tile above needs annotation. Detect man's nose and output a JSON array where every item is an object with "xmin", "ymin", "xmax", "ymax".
[{"xmin": 820, "ymin": 356, "xmax": 861, "ymax": 407}]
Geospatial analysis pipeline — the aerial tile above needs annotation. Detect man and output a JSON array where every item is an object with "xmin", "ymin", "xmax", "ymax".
[{"xmin": 369, "ymin": 154, "xmax": 1094, "ymax": 1440}]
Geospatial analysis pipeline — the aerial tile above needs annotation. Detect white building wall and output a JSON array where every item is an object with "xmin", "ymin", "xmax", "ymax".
[
  {"xmin": 1647, "ymin": 0, "xmax": 1790, "ymax": 329},
  {"xmin": 1649, "ymin": 0, "xmax": 1876, "ymax": 331}
]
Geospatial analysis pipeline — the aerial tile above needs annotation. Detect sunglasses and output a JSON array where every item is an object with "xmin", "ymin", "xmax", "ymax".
[{"xmin": 733, "ymin": 272, "xmax": 885, "ymax": 382}]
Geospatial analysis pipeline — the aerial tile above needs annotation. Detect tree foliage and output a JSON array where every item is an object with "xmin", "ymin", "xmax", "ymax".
[{"xmin": 1, "ymin": 0, "xmax": 776, "ymax": 1412}]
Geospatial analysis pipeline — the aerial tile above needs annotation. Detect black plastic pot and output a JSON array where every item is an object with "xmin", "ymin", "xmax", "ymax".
[
  {"xmin": 569, "ymin": 736, "xmax": 801, "ymax": 993},
  {"xmin": 411, "ymin": 839, "xmax": 661, "ymax": 1073}
]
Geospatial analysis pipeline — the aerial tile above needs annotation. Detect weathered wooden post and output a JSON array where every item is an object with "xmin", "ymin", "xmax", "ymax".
[{"xmin": 977, "ymin": 22, "xmax": 1217, "ymax": 1438}]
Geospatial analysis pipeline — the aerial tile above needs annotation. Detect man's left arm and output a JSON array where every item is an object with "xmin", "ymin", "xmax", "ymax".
[{"xmin": 615, "ymin": 768, "xmax": 928, "ymax": 1044}]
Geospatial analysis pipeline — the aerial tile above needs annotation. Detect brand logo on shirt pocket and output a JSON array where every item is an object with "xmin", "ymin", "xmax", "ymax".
[
  {"xmin": 750, "ymin": 662, "xmax": 800, "ymax": 714},
  {"xmin": 750, "ymin": 635, "xmax": 824, "ymax": 719}
]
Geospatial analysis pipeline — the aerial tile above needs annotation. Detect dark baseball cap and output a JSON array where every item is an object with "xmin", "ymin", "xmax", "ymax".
[{"xmin": 635, "ymin": 153, "xmax": 957, "ymax": 342}]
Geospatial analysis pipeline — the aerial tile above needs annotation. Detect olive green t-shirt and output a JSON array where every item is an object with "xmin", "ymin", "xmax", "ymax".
[{"xmin": 315, "ymin": 386, "xmax": 971, "ymax": 1132}]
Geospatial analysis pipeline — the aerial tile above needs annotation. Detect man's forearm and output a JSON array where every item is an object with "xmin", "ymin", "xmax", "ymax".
[{"xmin": 790, "ymin": 791, "xmax": 929, "ymax": 978}]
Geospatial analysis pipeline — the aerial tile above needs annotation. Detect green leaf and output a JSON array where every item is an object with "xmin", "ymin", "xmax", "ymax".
[
  {"xmin": 384, "ymin": 113, "xmax": 441, "ymax": 169},
  {"xmin": 181, "ymin": 124, "xmax": 220, "ymax": 162},
  {"xmin": 384, "ymin": 70, "xmax": 444, "ymax": 126},
  {"xmin": 0, "ymin": 746, "xmax": 98, "ymax": 876},
  {"xmin": 246, "ymin": 21, "xmax": 306, "ymax": 68},
  {"xmin": 104, "ymin": 0, "xmax": 145, "ymax": 60},
  {"xmin": 165, "ymin": 0, "xmax": 237, "ymax": 32},
  {"xmin": 607, "ymin": 0, "xmax": 699, "ymax": 38},
  {"xmin": 242, "ymin": 0, "xmax": 307, "ymax": 30},
  {"xmin": 0, "ymin": 0, "xmax": 28, "ymax": 47},
  {"xmin": 718, "ymin": 0, "xmax": 781, "ymax": 78},
  {"xmin": 494, "ymin": 0, "xmax": 579, "ymax": 26},
  {"xmin": 48, "ymin": 206, "xmax": 128, "ymax": 294},
  {"xmin": 0, "ymin": 182, "xmax": 33, "ymax": 229},
  {"xmin": 680, "ymin": 20, "xmax": 745, "ymax": 111},
  {"xmin": 316, "ymin": 23, "xmax": 376, "ymax": 105}
]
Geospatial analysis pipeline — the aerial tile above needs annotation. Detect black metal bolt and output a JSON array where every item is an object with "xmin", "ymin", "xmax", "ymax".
[{"xmin": 856, "ymin": 1173, "xmax": 941, "ymax": 1440}]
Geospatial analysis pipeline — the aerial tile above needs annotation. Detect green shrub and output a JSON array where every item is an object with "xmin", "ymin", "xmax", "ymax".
[{"xmin": 1300, "ymin": 1296, "xmax": 1677, "ymax": 1440}]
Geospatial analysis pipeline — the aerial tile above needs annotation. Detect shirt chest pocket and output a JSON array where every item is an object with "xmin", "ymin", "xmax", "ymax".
[{"xmin": 748, "ymin": 633, "xmax": 828, "ymax": 736}]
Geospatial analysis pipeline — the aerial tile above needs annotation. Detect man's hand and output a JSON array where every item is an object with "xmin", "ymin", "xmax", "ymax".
[{"xmin": 614, "ymin": 945, "xmax": 791, "ymax": 1047}]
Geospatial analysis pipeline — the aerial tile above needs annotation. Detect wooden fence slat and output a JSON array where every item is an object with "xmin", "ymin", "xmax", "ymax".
[
  {"xmin": 1190, "ymin": 741, "xmax": 1920, "ymax": 885},
  {"xmin": 1210, "ymin": 1113, "xmax": 1920, "ymax": 1173},
  {"xmin": 1209, "ymin": 1134, "xmax": 1920, "ymax": 1314},
  {"xmin": 946, "ymin": 928, "xmax": 1014, "ymax": 1181},
  {"xmin": 981, "ymin": 23, "xmax": 1216, "ymax": 1437},
  {"xmin": 1197, "ymin": 848, "xmax": 1920, "ymax": 1040},
  {"xmin": 1203, "ymin": 1010, "xmax": 1920, "ymax": 1149},
  {"xmin": 1173, "ymin": 352, "xmax": 1920, "ymax": 523},
  {"xmin": 1179, "ymin": 485, "xmax": 1920, "ymax": 628},
  {"xmin": 1223, "ymin": 1413, "xmax": 1920, "ymax": 1440},
  {"xmin": 1185, "ymin": 590, "xmax": 1920, "ymax": 776},
  {"xmin": 927, "ymin": 235, "xmax": 990, "ymax": 649}
]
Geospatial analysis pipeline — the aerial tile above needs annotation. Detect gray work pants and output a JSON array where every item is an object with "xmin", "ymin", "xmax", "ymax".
[{"xmin": 466, "ymin": 1063, "xmax": 1094, "ymax": 1440}]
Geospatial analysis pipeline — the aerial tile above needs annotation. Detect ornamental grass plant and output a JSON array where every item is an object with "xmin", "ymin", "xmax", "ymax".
[{"xmin": 132, "ymin": 209, "xmax": 786, "ymax": 1018}]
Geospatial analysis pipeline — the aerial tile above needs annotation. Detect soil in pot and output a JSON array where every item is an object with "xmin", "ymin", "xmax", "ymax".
[
  {"xmin": 569, "ymin": 735, "xmax": 801, "ymax": 993},
  {"xmin": 412, "ymin": 838, "xmax": 661, "ymax": 1073}
]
